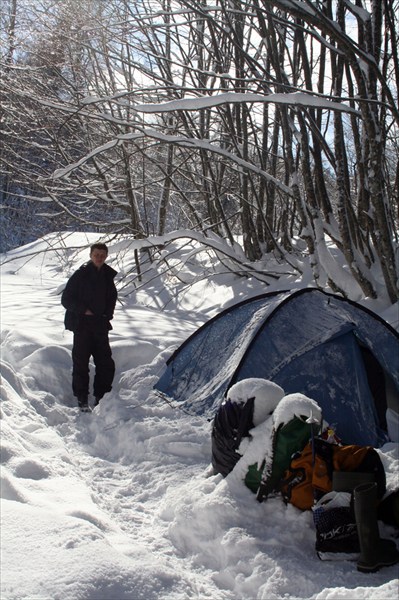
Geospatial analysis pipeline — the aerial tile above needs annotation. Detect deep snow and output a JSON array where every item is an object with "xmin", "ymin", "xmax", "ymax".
[{"xmin": 1, "ymin": 232, "xmax": 398, "ymax": 600}]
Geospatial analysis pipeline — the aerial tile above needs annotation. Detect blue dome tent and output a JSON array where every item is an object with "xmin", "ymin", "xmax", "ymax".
[{"xmin": 154, "ymin": 289, "xmax": 399, "ymax": 447}]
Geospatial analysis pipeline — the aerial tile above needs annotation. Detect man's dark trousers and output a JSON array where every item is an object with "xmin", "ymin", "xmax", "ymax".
[{"xmin": 72, "ymin": 317, "xmax": 115, "ymax": 399}]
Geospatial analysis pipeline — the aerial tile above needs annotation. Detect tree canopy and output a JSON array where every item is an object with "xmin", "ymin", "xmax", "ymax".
[{"xmin": 1, "ymin": 0, "xmax": 398, "ymax": 302}]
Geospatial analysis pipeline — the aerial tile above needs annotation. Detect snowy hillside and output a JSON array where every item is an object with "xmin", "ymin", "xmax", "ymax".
[{"xmin": 1, "ymin": 232, "xmax": 398, "ymax": 599}]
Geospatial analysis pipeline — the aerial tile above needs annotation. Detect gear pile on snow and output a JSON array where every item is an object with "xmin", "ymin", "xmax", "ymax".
[
  {"xmin": 211, "ymin": 377, "xmax": 399, "ymax": 572},
  {"xmin": 154, "ymin": 289, "xmax": 399, "ymax": 572}
]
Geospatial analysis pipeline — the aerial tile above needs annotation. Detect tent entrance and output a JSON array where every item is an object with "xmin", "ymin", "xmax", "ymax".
[
  {"xmin": 271, "ymin": 331, "xmax": 388, "ymax": 447},
  {"xmin": 360, "ymin": 346, "xmax": 388, "ymax": 431}
]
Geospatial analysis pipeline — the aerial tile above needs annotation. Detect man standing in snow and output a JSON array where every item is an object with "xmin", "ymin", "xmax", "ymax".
[{"xmin": 61, "ymin": 243, "xmax": 117, "ymax": 411}]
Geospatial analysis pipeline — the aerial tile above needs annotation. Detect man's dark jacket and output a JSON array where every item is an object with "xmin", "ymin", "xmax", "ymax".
[{"xmin": 61, "ymin": 262, "xmax": 117, "ymax": 333}]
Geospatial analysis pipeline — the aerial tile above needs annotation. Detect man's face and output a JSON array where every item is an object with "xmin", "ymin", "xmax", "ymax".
[{"xmin": 90, "ymin": 249, "xmax": 108, "ymax": 269}]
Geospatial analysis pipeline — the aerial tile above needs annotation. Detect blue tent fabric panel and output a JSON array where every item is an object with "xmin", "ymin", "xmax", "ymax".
[
  {"xmin": 231, "ymin": 291, "xmax": 397, "ymax": 446},
  {"xmin": 272, "ymin": 333, "xmax": 387, "ymax": 447},
  {"xmin": 234, "ymin": 290, "xmax": 399, "ymax": 388},
  {"xmin": 155, "ymin": 292, "xmax": 288, "ymax": 413},
  {"xmin": 232, "ymin": 291, "xmax": 399, "ymax": 395}
]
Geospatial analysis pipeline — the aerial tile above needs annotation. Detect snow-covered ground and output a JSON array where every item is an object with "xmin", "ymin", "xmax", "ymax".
[{"xmin": 1, "ymin": 232, "xmax": 398, "ymax": 599}]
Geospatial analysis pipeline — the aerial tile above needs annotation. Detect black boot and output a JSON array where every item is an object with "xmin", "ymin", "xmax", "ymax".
[
  {"xmin": 354, "ymin": 482, "xmax": 399, "ymax": 573},
  {"xmin": 94, "ymin": 394, "xmax": 103, "ymax": 407},
  {"xmin": 77, "ymin": 395, "xmax": 90, "ymax": 412},
  {"xmin": 332, "ymin": 471, "xmax": 374, "ymax": 493}
]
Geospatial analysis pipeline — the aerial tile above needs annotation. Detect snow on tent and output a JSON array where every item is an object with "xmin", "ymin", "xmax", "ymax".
[{"xmin": 154, "ymin": 288, "xmax": 399, "ymax": 447}]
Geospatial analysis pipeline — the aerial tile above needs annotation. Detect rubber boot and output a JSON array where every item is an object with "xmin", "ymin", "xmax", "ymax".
[
  {"xmin": 332, "ymin": 471, "xmax": 374, "ymax": 493},
  {"xmin": 354, "ymin": 482, "xmax": 399, "ymax": 573}
]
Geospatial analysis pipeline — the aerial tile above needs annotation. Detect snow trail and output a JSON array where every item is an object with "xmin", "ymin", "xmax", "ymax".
[{"xmin": 1, "ymin": 233, "xmax": 398, "ymax": 599}]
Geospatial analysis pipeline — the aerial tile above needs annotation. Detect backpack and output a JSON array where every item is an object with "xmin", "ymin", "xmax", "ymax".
[
  {"xmin": 253, "ymin": 415, "xmax": 316, "ymax": 498},
  {"xmin": 280, "ymin": 437, "xmax": 386, "ymax": 510},
  {"xmin": 212, "ymin": 398, "xmax": 255, "ymax": 477}
]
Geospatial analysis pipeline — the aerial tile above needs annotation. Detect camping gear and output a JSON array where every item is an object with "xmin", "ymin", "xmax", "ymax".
[
  {"xmin": 211, "ymin": 397, "xmax": 255, "ymax": 477},
  {"xmin": 154, "ymin": 288, "xmax": 399, "ymax": 447},
  {"xmin": 211, "ymin": 386, "xmax": 323, "ymax": 497},
  {"xmin": 354, "ymin": 482, "xmax": 399, "ymax": 573},
  {"xmin": 313, "ymin": 471, "xmax": 375, "ymax": 561},
  {"xmin": 378, "ymin": 490, "xmax": 399, "ymax": 527},
  {"xmin": 279, "ymin": 439, "xmax": 386, "ymax": 510},
  {"xmin": 211, "ymin": 379, "xmax": 285, "ymax": 478},
  {"xmin": 332, "ymin": 471, "xmax": 375, "ymax": 492},
  {"xmin": 254, "ymin": 414, "xmax": 318, "ymax": 498},
  {"xmin": 313, "ymin": 491, "xmax": 360, "ymax": 561},
  {"xmin": 244, "ymin": 414, "xmax": 317, "ymax": 495}
]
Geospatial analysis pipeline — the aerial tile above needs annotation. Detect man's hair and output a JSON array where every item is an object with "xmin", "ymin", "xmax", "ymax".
[{"xmin": 90, "ymin": 243, "xmax": 108, "ymax": 254}]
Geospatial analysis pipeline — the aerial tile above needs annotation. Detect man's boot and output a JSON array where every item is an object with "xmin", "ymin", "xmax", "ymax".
[
  {"xmin": 94, "ymin": 394, "xmax": 103, "ymax": 407},
  {"xmin": 354, "ymin": 482, "xmax": 399, "ymax": 573},
  {"xmin": 77, "ymin": 395, "xmax": 90, "ymax": 412},
  {"xmin": 332, "ymin": 471, "xmax": 374, "ymax": 493}
]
